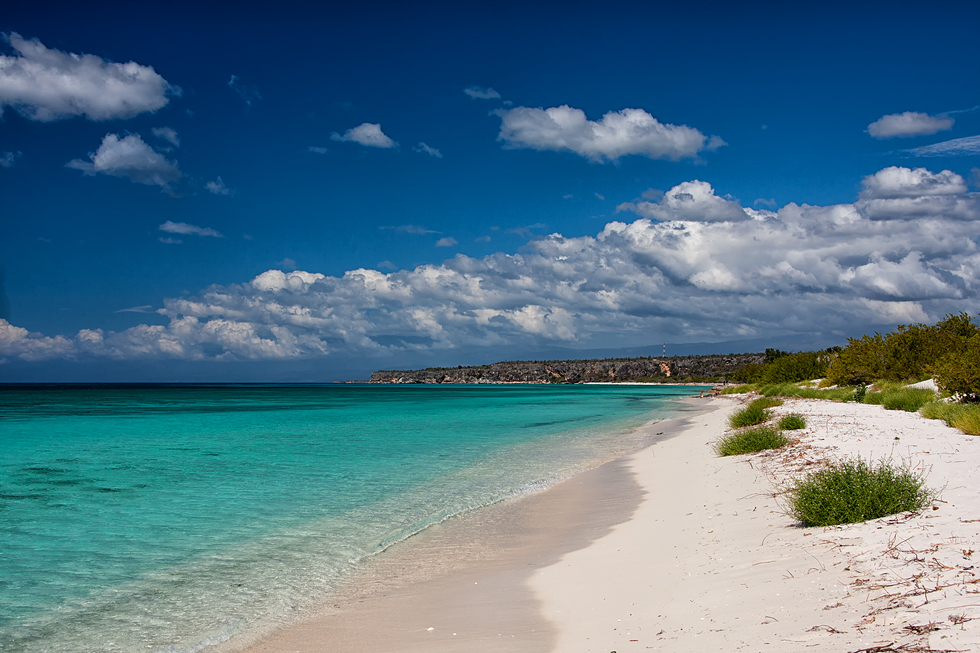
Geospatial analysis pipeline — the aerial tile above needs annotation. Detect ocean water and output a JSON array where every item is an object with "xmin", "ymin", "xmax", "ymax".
[{"xmin": 0, "ymin": 383, "xmax": 702, "ymax": 652}]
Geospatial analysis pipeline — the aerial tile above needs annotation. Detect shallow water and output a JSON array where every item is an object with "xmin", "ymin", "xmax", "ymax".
[{"xmin": 0, "ymin": 383, "xmax": 702, "ymax": 652}]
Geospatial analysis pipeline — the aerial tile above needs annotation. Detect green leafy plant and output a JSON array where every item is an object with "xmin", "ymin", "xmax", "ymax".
[
  {"xmin": 778, "ymin": 414, "xmax": 807, "ymax": 430},
  {"xmin": 788, "ymin": 458, "xmax": 934, "ymax": 527},
  {"xmin": 934, "ymin": 333, "xmax": 980, "ymax": 401},
  {"xmin": 716, "ymin": 427, "xmax": 788, "ymax": 456}
]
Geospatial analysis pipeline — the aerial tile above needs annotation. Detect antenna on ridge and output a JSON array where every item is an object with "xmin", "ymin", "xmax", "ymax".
[{"xmin": 663, "ymin": 341, "xmax": 666, "ymax": 358}]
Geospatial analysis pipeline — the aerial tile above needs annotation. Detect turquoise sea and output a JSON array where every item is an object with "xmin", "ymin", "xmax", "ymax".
[{"xmin": 0, "ymin": 383, "xmax": 702, "ymax": 652}]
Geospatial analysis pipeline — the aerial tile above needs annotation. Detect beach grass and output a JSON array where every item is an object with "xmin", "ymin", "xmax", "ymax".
[
  {"xmin": 753, "ymin": 396, "xmax": 784, "ymax": 409},
  {"xmin": 728, "ymin": 399, "xmax": 774, "ymax": 428},
  {"xmin": 778, "ymin": 414, "xmax": 807, "ymax": 430},
  {"xmin": 863, "ymin": 386, "xmax": 935, "ymax": 412},
  {"xmin": 788, "ymin": 458, "xmax": 934, "ymax": 527},
  {"xmin": 759, "ymin": 383, "xmax": 857, "ymax": 401},
  {"xmin": 716, "ymin": 426, "xmax": 788, "ymax": 456},
  {"xmin": 921, "ymin": 401, "xmax": 980, "ymax": 436}
]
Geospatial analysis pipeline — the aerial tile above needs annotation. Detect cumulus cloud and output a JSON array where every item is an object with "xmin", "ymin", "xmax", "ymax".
[
  {"xmin": 151, "ymin": 126, "xmax": 179, "ymax": 147},
  {"xmin": 464, "ymin": 86, "xmax": 500, "ymax": 100},
  {"xmin": 414, "ymin": 142, "xmax": 442, "ymax": 158},
  {"xmin": 435, "ymin": 237, "xmax": 458, "ymax": 247},
  {"xmin": 867, "ymin": 111, "xmax": 954, "ymax": 139},
  {"xmin": 206, "ymin": 176, "xmax": 233, "ymax": 196},
  {"xmin": 905, "ymin": 135, "xmax": 980, "ymax": 157},
  {"xmin": 496, "ymin": 105, "xmax": 724, "ymax": 162},
  {"xmin": 66, "ymin": 133, "xmax": 181, "ymax": 189},
  {"xmin": 616, "ymin": 180, "xmax": 752, "ymax": 222},
  {"xmin": 330, "ymin": 123, "xmax": 396, "ymax": 148},
  {"xmin": 159, "ymin": 221, "xmax": 223, "ymax": 237},
  {"xmin": 0, "ymin": 33, "xmax": 176, "ymax": 121},
  {"xmin": 859, "ymin": 166, "xmax": 967, "ymax": 199},
  {"xmin": 4, "ymin": 166, "xmax": 979, "ymax": 364}
]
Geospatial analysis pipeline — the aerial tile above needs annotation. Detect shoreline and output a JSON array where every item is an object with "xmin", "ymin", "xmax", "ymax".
[
  {"xmin": 234, "ymin": 395, "xmax": 980, "ymax": 652},
  {"xmin": 230, "ymin": 399, "xmax": 714, "ymax": 653}
]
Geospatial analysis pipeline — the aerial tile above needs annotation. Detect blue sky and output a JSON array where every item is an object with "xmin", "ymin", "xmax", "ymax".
[{"xmin": 2, "ymin": 0, "xmax": 979, "ymax": 381}]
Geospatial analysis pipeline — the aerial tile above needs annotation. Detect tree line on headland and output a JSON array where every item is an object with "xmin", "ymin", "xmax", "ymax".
[{"xmin": 372, "ymin": 313, "xmax": 979, "ymax": 400}]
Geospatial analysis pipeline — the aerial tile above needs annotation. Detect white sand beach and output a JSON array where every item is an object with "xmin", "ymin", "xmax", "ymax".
[{"xmin": 242, "ymin": 395, "xmax": 980, "ymax": 652}]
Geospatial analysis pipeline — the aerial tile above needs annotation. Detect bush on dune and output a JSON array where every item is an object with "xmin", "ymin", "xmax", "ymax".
[{"xmin": 788, "ymin": 458, "xmax": 934, "ymax": 527}]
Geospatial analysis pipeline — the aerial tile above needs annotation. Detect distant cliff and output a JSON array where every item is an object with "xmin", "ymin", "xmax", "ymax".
[{"xmin": 371, "ymin": 353, "xmax": 765, "ymax": 384}]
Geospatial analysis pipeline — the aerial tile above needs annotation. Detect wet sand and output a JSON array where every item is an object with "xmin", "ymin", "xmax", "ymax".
[{"xmin": 236, "ymin": 402, "xmax": 710, "ymax": 653}]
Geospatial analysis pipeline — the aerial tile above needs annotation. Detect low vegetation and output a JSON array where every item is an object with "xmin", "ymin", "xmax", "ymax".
[
  {"xmin": 788, "ymin": 458, "xmax": 934, "ymax": 527},
  {"xmin": 920, "ymin": 401, "xmax": 980, "ymax": 436},
  {"xmin": 758, "ymin": 383, "xmax": 857, "ymax": 402},
  {"xmin": 730, "ymin": 349, "xmax": 831, "ymax": 385},
  {"xmin": 863, "ymin": 386, "xmax": 935, "ymax": 412},
  {"xmin": 728, "ymin": 398, "xmax": 777, "ymax": 428},
  {"xmin": 778, "ymin": 414, "xmax": 807, "ymax": 430},
  {"xmin": 716, "ymin": 427, "xmax": 788, "ymax": 456},
  {"xmin": 826, "ymin": 313, "xmax": 979, "ymax": 397}
]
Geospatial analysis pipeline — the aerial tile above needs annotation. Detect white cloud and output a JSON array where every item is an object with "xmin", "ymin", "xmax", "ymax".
[
  {"xmin": 435, "ymin": 237, "xmax": 458, "ymax": 247},
  {"xmin": 66, "ymin": 133, "xmax": 181, "ymax": 189},
  {"xmin": 308, "ymin": 146, "xmax": 328, "ymax": 154},
  {"xmin": 151, "ymin": 126, "xmax": 179, "ymax": 147},
  {"xmin": 496, "ymin": 105, "xmax": 724, "ymax": 162},
  {"xmin": 159, "ymin": 221, "xmax": 223, "ymax": 237},
  {"xmin": 414, "ymin": 142, "xmax": 442, "ymax": 158},
  {"xmin": 616, "ymin": 180, "xmax": 752, "ymax": 222},
  {"xmin": 330, "ymin": 123, "xmax": 396, "ymax": 148},
  {"xmin": 206, "ymin": 176, "xmax": 233, "ymax": 196},
  {"xmin": 5, "ymin": 166, "xmax": 979, "ymax": 363},
  {"xmin": 905, "ymin": 135, "xmax": 980, "ymax": 157},
  {"xmin": 464, "ymin": 86, "xmax": 500, "ymax": 100},
  {"xmin": 0, "ymin": 33, "xmax": 176, "ymax": 121},
  {"xmin": 0, "ymin": 150, "xmax": 21, "ymax": 167},
  {"xmin": 159, "ymin": 237, "xmax": 181, "ymax": 244},
  {"xmin": 594, "ymin": 192, "xmax": 605, "ymax": 200},
  {"xmin": 115, "ymin": 305, "xmax": 155, "ymax": 313},
  {"xmin": 867, "ymin": 111, "xmax": 954, "ymax": 139},
  {"xmin": 859, "ymin": 166, "xmax": 967, "ymax": 199},
  {"xmin": 228, "ymin": 75, "xmax": 261, "ymax": 107}
]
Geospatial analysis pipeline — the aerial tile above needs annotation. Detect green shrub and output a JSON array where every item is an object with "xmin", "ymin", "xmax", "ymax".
[
  {"xmin": 788, "ymin": 458, "xmax": 934, "ymax": 527},
  {"xmin": 934, "ymin": 332, "xmax": 980, "ymax": 401},
  {"xmin": 716, "ymin": 427, "xmax": 788, "ymax": 456},
  {"xmin": 864, "ymin": 387, "xmax": 935, "ymax": 412},
  {"xmin": 728, "ymin": 402, "xmax": 771, "ymax": 428},
  {"xmin": 827, "ymin": 313, "xmax": 979, "ymax": 386},
  {"xmin": 778, "ymin": 414, "xmax": 807, "ymax": 430}
]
